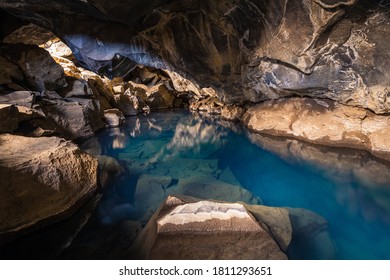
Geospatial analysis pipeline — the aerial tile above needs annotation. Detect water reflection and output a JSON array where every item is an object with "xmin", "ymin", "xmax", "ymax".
[
  {"xmin": 82, "ymin": 110, "xmax": 390, "ymax": 259},
  {"xmin": 246, "ymin": 132, "xmax": 390, "ymax": 226},
  {"xmin": 109, "ymin": 128, "xmax": 126, "ymax": 149}
]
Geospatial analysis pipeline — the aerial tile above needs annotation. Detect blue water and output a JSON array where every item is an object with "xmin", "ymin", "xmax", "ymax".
[{"xmin": 94, "ymin": 110, "xmax": 390, "ymax": 260}]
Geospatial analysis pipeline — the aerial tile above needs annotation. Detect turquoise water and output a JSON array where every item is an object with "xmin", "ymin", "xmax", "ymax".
[{"xmin": 94, "ymin": 110, "xmax": 390, "ymax": 260}]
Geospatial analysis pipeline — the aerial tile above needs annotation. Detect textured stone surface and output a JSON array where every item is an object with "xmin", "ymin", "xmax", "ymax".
[
  {"xmin": 0, "ymin": 43, "xmax": 66, "ymax": 91},
  {"xmin": 0, "ymin": 91, "xmax": 34, "ymax": 107},
  {"xmin": 0, "ymin": 134, "xmax": 98, "ymax": 245},
  {"xmin": 104, "ymin": 108, "xmax": 124, "ymax": 128},
  {"xmin": 0, "ymin": 104, "xmax": 18, "ymax": 132},
  {"xmin": 129, "ymin": 196, "xmax": 287, "ymax": 260},
  {"xmin": 1, "ymin": 0, "xmax": 389, "ymax": 113},
  {"xmin": 243, "ymin": 98, "xmax": 390, "ymax": 160},
  {"xmin": 41, "ymin": 97, "xmax": 105, "ymax": 139}
]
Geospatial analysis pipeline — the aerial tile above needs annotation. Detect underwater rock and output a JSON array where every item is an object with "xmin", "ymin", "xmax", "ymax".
[
  {"xmin": 243, "ymin": 98, "xmax": 390, "ymax": 161},
  {"xmin": 170, "ymin": 175, "xmax": 261, "ymax": 205},
  {"xmin": 60, "ymin": 219, "xmax": 142, "ymax": 259},
  {"xmin": 134, "ymin": 174, "xmax": 173, "ymax": 222},
  {"xmin": 97, "ymin": 155, "xmax": 124, "ymax": 189},
  {"xmin": 129, "ymin": 196, "xmax": 287, "ymax": 260},
  {"xmin": 247, "ymin": 132, "xmax": 390, "ymax": 226},
  {"xmin": 0, "ymin": 134, "xmax": 98, "ymax": 245}
]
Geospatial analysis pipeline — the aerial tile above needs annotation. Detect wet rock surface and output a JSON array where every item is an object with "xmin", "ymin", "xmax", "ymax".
[
  {"xmin": 129, "ymin": 196, "xmax": 287, "ymax": 260},
  {"xmin": 243, "ymin": 97, "xmax": 390, "ymax": 161}
]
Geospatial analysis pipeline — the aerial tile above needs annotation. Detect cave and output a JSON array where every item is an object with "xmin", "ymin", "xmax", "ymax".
[{"xmin": 1, "ymin": 0, "xmax": 390, "ymax": 262}]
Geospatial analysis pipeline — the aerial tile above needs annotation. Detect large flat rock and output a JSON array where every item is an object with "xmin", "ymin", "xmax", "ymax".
[
  {"xmin": 129, "ymin": 196, "xmax": 287, "ymax": 260},
  {"xmin": 0, "ymin": 134, "xmax": 99, "ymax": 245}
]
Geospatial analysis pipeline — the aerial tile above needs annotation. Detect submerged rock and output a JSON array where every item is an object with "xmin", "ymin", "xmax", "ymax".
[
  {"xmin": 170, "ymin": 175, "xmax": 261, "ymax": 205},
  {"xmin": 0, "ymin": 134, "xmax": 99, "ymax": 245},
  {"xmin": 129, "ymin": 196, "xmax": 287, "ymax": 260}
]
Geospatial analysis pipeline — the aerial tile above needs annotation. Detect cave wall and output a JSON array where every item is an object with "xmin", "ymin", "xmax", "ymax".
[{"xmin": 1, "ymin": 0, "xmax": 390, "ymax": 113}]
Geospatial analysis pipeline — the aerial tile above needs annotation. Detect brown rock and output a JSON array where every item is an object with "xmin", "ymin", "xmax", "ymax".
[
  {"xmin": 146, "ymin": 83, "xmax": 175, "ymax": 110},
  {"xmin": 221, "ymin": 105, "xmax": 246, "ymax": 121},
  {"xmin": 104, "ymin": 108, "xmax": 124, "ymax": 127},
  {"xmin": 0, "ymin": 134, "xmax": 98, "ymax": 245},
  {"xmin": 118, "ymin": 90, "xmax": 143, "ymax": 116},
  {"xmin": 0, "ymin": 104, "xmax": 19, "ymax": 132},
  {"xmin": 243, "ymin": 98, "xmax": 390, "ymax": 160},
  {"xmin": 97, "ymin": 155, "xmax": 123, "ymax": 188},
  {"xmin": 129, "ymin": 196, "xmax": 287, "ymax": 260}
]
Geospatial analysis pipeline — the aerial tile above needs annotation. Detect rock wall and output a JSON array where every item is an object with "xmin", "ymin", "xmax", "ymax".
[{"xmin": 1, "ymin": 0, "xmax": 390, "ymax": 113}]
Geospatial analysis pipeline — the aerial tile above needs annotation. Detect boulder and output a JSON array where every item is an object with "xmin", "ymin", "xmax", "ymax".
[
  {"xmin": 0, "ymin": 104, "xmax": 19, "ymax": 132},
  {"xmin": 0, "ymin": 55, "xmax": 24, "ymax": 90},
  {"xmin": 103, "ymin": 108, "xmax": 124, "ymax": 128},
  {"xmin": 41, "ymin": 97, "xmax": 105, "ymax": 139},
  {"xmin": 0, "ymin": 134, "xmax": 99, "ymax": 245},
  {"xmin": 129, "ymin": 196, "xmax": 287, "ymax": 260},
  {"xmin": 60, "ymin": 77, "xmax": 94, "ymax": 98},
  {"xmin": 146, "ymin": 83, "xmax": 175, "ymax": 110},
  {"xmin": 118, "ymin": 91, "xmax": 143, "ymax": 116},
  {"xmin": 0, "ymin": 43, "xmax": 66, "ymax": 91},
  {"xmin": 0, "ymin": 91, "xmax": 34, "ymax": 107},
  {"xmin": 97, "ymin": 155, "xmax": 124, "ymax": 188},
  {"xmin": 244, "ymin": 203, "xmax": 335, "ymax": 259},
  {"xmin": 243, "ymin": 98, "xmax": 390, "ymax": 161}
]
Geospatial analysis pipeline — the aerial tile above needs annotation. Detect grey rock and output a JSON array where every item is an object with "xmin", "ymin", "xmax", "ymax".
[
  {"xmin": 0, "ymin": 43, "xmax": 66, "ymax": 91},
  {"xmin": 104, "ymin": 108, "xmax": 124, "ymax": 128},
  {"xmin": 0, "ymin": 91, "xmax": 34, "ymax": 107},
  {"xmin": 41, "ymin": 97, "xmax": 105, "ymax": 139}
]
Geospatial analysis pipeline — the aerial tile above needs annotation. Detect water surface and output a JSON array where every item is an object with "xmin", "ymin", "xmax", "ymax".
[{"xmin": 87, "ymin": 110, "xmax": 390, "ymax": 259}]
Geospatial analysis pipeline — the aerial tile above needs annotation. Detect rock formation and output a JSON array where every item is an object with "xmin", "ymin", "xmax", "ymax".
[
  {"xmin": 129, "ymin": 196, "xmax": 287, "ymax": 260},
  {"xmin": 243, "ymin": 97, "xmax": 390, "ymax": 161},
  {"xmin": 0, "ymin": 134, "xmax": 98, "ymax": 245},
  {"xmin": 1, "ymin": 0, "xmax": 389, "ymax": 113}
]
